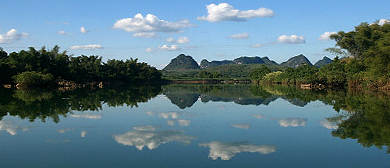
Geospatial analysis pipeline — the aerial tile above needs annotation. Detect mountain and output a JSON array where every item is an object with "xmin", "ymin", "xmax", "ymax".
[
  {"xmin": 233, "ymin": 56, "xmax": 265, "ymax": 64},
  {"xmin": 280, "ymin": 54, "xmax": 312, "ymax": 68},
  {"xmin": 200, "ymin": 56, "xmax": 277, "ymax": 69},
  {"xmin": 200, "ymin": 59, "xmax": 233, "ymax": 69},
  {"xmin": 314, "ymin": 56, "xmax": 332, "ymax": 68},
  {"xmin": 163, "ymin": 54, "xmax": 200, "ymax": 70},
  {"xmin": 261, "ymin": 57, "xmax": 278, "ymax": 65}
]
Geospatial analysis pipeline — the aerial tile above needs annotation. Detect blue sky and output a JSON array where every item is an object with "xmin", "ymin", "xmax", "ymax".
[{"xmin": 0, "ymin": 0, "xmax": 389, "ymax": 69}]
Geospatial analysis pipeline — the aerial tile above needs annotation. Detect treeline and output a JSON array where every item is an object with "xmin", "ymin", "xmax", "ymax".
[
  {"xmin": 251, "ymin": 21, "xmax": 390, "ymax": 90},
  {"xmin": 0, "ymin": 46, "xmax": 162, "ymax": 87}
]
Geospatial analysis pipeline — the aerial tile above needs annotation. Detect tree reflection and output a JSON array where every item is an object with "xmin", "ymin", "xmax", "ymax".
[{"xmin": 0, "ymin": 85, "xmax": 162, "ymax": 123}]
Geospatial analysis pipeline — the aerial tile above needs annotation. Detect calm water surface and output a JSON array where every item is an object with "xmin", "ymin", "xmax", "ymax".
[{"xmin": 0, "ymin": 84, "xmax": 389, "ymax": 168}]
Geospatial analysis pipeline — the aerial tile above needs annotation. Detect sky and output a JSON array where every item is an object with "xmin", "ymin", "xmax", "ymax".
[{"xmin": 0, "ymin": 0, "xmax": 389, "ymax": 69}]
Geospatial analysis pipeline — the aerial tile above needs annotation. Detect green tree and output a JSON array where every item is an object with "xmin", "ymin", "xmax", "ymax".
[{"xmin": 250, "ymin": 65, "xmax": 271, "ymax": 81}]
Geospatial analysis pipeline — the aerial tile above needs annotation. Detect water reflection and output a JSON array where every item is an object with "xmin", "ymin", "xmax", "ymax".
[
  {"xmin": 113, "ymin": 127, "xmax": 197, "ymax": 150},
  {"xmin": 0, "ymin": 85, "xmax": 162, "ymax": 123},
  {"xmin": 0, "ymin": 120, "xmax": 29, "ymax": 135},
  {"xmin": 1, "ymin": 83, "xmax": 390, "ymax": 155},
  {"xmin": 278, "ymin": 118, "xmax": 307, "ymax": 127},
  {"xmin": 199, "ymin": 141, "xmax": 276, "ymax": 160}
]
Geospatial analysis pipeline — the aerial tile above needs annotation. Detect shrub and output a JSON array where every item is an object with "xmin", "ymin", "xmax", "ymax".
[{"xmin": 13, "ymin": 71, "xmax": 55, "ymax": 87}]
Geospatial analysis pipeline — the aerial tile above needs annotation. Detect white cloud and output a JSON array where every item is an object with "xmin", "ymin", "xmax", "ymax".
[
  {"xmin": 230, "ymin": 123, "xmax": 250, "ymax": 129},
  {"xmin": 166, "ymin": 37, "xmax": 175, "ymax": 43},
  {"xmin": 277, "ymin": 35, "xmax": 305, "ymax": 44},
  {"xmin": 166, "ymin": 36, "xmax": 190, "ymax": 44},
  {"xmin": 319, "ymin": 120, "xmax": 339, "ymax": 129},
  {"xmin": 113, "ymin": 13, "xmax": 195, "ymax": 34},
  {"xmin": 251, "ymin": 43, "xmax": 265, "ymax": 48},
  {"xmin": 197, "ymin": 3, "xmax": 274, "ymax": 22},
  {"xmin": 114, "ymin": 129, "xmax": 196, "ymax": 150},
  {"xmin": 145, "ymin": 47, "xmax": 155, "ymax": 52},
  {"xmin": 378, "ymin": 19, "xmax": 390, "ymax": 26},
  {"xmin": 158, "ymin": 44, "xmax": 181, "ymax": 51},
  {"xmin": 0, "ymin": 121, "xmax": 29, "ymax": 135},
  {"xmin": 132, "ymin": 32, "xmax": 158, "ymax": 38},
  {"xmin": 58, "ymin": 30, "xmax": 71, "ymax": 35},
  {"xmin": 70, "ymin": 114, "xmax": 102, "ymax": 119},
  {"xmin": 199, "ymin": 141, "xmax": 276, "ymax": 160},
  {"xmin": 278, "ymin": 118, "xmax": 307, "ymax": 127},
  {"xmin": 70, "ymin": 44, "xmax": 103, "ymax": 50},
  {"xmin": 318, "ymin": 31, "xmax": 336, "ymax": 41},
  {"xmin": 80, "ymin": 26, "xmax": 89, "ymax": 33},
  {"xmin": 0, "ymin": 29, "xmax": 28, "ymax": 44},
  {"xmin": 230, "ymin": 33, "xmax": 249, "ymax": 39},
  {"xmin": 177, "ymin": 37, "xmax": 190, "ymax": 44}
]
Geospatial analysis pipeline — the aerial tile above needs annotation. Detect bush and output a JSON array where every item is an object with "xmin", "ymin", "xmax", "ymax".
[{"xmin": 13, "ymin": 71, "xmax": 55, "ymax": 87}]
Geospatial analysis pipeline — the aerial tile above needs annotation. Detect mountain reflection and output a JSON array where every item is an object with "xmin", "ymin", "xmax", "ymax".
[
  {"xmin": 113, "ymin": 127, "xmax": 197, "ymax": 150},
  {"xmin": 199, "ymin": 141, "xmax": 276, "ymax": 160},
  {"xmin": 0, "ymin": 85, "xmax": 162, "ymax": 123}
]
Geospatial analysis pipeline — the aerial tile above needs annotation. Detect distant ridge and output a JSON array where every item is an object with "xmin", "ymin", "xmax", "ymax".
[
  {"xmin": 200, "ymin": 56, "xmax": 277, "ymax": 69},
  {"xmin": 314, "ymin": 56, "xmax": 332, "ymax": 68}
]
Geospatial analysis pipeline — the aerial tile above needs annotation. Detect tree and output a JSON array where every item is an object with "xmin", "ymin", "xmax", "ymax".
[{"xmin": 250, "ymin": 65, "xmax": 271, "ymax": 81}]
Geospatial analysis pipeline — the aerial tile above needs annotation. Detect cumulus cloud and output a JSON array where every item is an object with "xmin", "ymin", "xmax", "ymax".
[
  {"xmin": 70, "ymin": 44, "xmax": 103, "ymax": 50},
  {"xmin": 278, "ymin": 35, "xmax": 305, "ymax": 44},
  {"xmin": 199, "ymin": 141, "xmax": 276, "ymax": 160},
  {"xmin": 230, "ymin": 123, "xmax": 251, "ymax": 129},
  {"xmin": 0, "ymin": 29, "xmax": 28, "ymax": 44},
  {"xmin": 278, "ymin": 118, "xmax": 307, "ymax": 127},
  {"xmin": 113, "ymin": 129, "xmax": 196, "ymax": 150},
  {"xmin": 318, "ymin": 31, "xmax": 336, "ymax": 41},
  {"xmin": 158, "ymin": 44, "xmax": 181, "ymax": 51},
  {"xmin": 0, "ymin": 121, "xmax": 29, "ymax": 135},
  {"xmin": 197, "ymin": 3, "xmax": 274, "ymax": 22},
  {"xmin": 80, "ymin": 27, "xmax": 89, "ymax": 33},
  {"xmin": 230, "ymin": 33, "xmax": 249, "ymax": 39},
  {"xmin": 166, "ymin": 36, "xmax": 190, "ymax": 44},
  {"xmin": 132, "ymin": 32, "xmax": 158, "ymax": 38},
  {"xmin": 378, "ymin": 19, "xmax": 390, "ymax": 26},
  {"xmin": 70, "ymin": 114, "xmax": 102, "ymax": 119},
  {"xmin": 58, "ymin": 30, "xmax": 71, "ymax": 35},
  {"xmin": 145, "ymin": 47, "xmax": 155, "ymax": 52},
  {"xmin": 113, "ymin": 13, "xmax": 195, "ymax": 34},
  {"xmin": 177, "ymin": 37, "xmax": 190, "ymax": 44},
  {"xmin": 319, "ymin": 120, "xmax": 339, "ymax": 129}
]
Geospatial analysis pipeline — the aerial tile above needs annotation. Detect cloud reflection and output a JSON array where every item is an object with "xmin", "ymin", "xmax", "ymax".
[
  {"xmin": 230, "ymin": 123, "xmax": 251, "ymax": 129},
  {"xmin": 0, "ymin": 121, "xmax": 29, "ymax": 135},
  {"xmin": 320, "ymin": 120, "xmax": 339, "ymax": 129},
  {"xmin": 278, "ymin": 118, "xmax": 307, "ymax": 127},
  {"xmin": 114, "ymin": 128, "xmax": 196, "ymax": 150},
  {"xmin": 81, "ymin": 131, "xmax": 88, "ymax": 138},
  {"xmin": 70, "ymin": 114, "xmax": 101, "ymax": 119},
  {"xmin": 199, "ymin": 141, "xmax": 276, "ymax": 160}
]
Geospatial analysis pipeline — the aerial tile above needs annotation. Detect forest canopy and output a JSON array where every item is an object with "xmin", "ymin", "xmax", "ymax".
[{"xmin": 0, "ymin": 46, "xmax": 162, "ymax": 86}]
